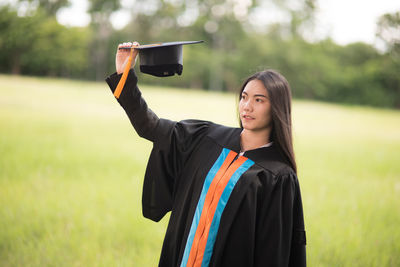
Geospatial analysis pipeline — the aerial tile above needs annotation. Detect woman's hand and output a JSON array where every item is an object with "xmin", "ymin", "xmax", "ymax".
[{"xmin": 116, "ymin": 41, "xmax": 140, "ymax": 74}]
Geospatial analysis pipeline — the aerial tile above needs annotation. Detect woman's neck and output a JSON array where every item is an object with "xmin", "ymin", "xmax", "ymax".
[{"xmin": 240, "ymin": 128, "xmax": 271, "ymax": 152}]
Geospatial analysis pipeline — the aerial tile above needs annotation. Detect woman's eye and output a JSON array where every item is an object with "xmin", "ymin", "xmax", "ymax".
[{"xmin": 256, "ymin": 98, "xmax": 263, "ymax": 103}]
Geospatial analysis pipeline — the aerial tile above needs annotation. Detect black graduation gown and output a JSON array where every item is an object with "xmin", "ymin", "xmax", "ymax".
[{"xmin": 106, "ymin": 70, "xmax": 307, "ymax": 267}]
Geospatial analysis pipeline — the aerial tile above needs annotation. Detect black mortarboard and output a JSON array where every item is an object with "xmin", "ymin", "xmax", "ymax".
[{"xmin": 119, "ymin": 40, "xmax": 203, "ymax": 77}]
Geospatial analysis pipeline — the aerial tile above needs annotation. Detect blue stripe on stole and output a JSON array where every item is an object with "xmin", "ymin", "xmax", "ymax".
[
  {"xmin": 201, "ymin": 158, "xmax": 254, "ymax": 267},
  {"xmin": 180, "ymin": 148, "xmax": 231, "ymax": 267}
]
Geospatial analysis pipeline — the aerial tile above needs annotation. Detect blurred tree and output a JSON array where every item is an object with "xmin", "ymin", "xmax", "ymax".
[
  {"xmin": 25, "ymin": 17, "xmax": 91, "ymax": 77},
  {"xmin": 16, "ymin": 0, "xmax": 71, "ymax": 16},
  {"xmin": 376, "ymin": 11, "xmax": 400, "ymax": 108},
  {"xmin": 119, "ymin": 0, "xmax": 317, "ymax": 90},
  {"xmin": 377, "ymin": 11, "xmax": 400, "ymax": 56},
  {"xmin": 0, "ymin": 5, "xmax": 90, "ymax": 77},
  {"xmin": 337, "ymin": 42, "xmax": 379, "ymax": 66},
  {"xmin": 0, "ymin": 6, "xmax": 37, "ymax": 74},
  {"xmin": 121, "ymin": 0, "xmax": 254, "ymax": 90},
  {"xmin": 87, "ymin": 0, "xmax": 121, "ymax": 80},
  {"xmin": 245, "ymin": 0, "xmax": 317, "ymax": 40}
]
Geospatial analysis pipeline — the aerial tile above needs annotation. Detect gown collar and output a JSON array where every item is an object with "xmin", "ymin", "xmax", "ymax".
[{"xmin": 208, "ymin": 126, "xmax": 292, "ymax": 174}]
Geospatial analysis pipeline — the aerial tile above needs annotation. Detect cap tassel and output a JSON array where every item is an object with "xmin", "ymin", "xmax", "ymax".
[{"xmin": 114, "ymin": 47, "xmax": 134, "ymax": 99}]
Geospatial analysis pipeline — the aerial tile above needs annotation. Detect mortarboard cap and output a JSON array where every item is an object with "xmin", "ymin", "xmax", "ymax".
[{"xmin": 120, "ymin": 40, "xmax": 203, "ymax": 77}]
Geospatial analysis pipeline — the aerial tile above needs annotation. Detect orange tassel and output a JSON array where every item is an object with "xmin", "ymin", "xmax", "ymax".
[{"xmin": 114, "ymin": 47, "xmax": 134, "ymax": 99}]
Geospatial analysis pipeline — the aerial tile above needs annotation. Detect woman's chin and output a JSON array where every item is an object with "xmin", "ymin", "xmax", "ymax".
[
  {"xmin": 241, "ymin": 123, "xmax": 254, "ymax": 131},
  {"xmin": 242, "ymin": 123, "xmax": 272, "ymax": 134}
]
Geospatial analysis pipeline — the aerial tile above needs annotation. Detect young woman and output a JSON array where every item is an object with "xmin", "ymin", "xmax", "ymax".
[{"xmin": 106, "ymin": 42, "xmax": 306, "ymax": 267}]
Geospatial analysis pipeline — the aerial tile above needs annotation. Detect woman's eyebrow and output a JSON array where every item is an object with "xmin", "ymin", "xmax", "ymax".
[
  {"xmin": 254, "ymin": 94, "xmax": 268, "ymax": 98},
  {"xmin": 242, "ymin": 92, "xmax": 268, "ymax": 98}
]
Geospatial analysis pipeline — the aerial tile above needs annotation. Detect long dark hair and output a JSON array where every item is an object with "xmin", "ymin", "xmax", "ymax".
[{"xmin": 238, "ymin": 69, "xmax": 297, "ymax": 173}]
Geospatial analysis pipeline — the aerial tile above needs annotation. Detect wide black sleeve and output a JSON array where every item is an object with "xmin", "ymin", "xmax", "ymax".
[
  {"xmin": 105, "ymin": 69, "xmax": 212, "ymax": 222},
  {"xmin": 105, "ymin": 69, "xmax": 159, "ymax": 141},
  {"xmin": 255, "ymin": 171, "xmax": 306, "ymax": 267},
  {"xmin": 142, "ymin": 119, "xmax": 211, "ymax": 222}
]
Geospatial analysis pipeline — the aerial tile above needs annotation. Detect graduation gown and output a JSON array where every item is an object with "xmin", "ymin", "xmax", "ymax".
[{"xmin": 106, "ymin": 70, "xmax": 307, "ymax": 267}]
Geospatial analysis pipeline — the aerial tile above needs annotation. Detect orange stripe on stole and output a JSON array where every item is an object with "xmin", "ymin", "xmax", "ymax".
[{"xmin": 187, "ymin": 154, "xmax": 248, "ymax": 267}]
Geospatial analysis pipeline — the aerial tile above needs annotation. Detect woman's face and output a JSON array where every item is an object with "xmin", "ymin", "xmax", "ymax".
[{"xmin": 239, "ymin": 79, "xmax": 272, "ymax": 132}]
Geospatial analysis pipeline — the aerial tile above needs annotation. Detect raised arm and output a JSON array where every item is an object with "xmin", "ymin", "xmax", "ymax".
[{"xmin": 105, "ymin": 42, "xmax": 159, "ymax": 142}]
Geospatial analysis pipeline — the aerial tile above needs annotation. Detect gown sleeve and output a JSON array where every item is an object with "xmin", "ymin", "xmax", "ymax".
[
  {"xmin": 105, "ymin": 69, "xmax": 211, "ymax": 222},
  {"xmin": 255, "ymin": 171, "xmax": 306, "ymax": 267},
  {"xmin": 105, "ymin": 69, "xmax": 159, "ymax": 141},
  {"xmin": 142, "ymin": 118, "xmax": 210, "ymax": 222}
]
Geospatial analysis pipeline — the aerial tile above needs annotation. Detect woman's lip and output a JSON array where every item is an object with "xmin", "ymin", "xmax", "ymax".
[{"xmin": 242, "ymin": 115, "xmax": 254, "ymax": 120}]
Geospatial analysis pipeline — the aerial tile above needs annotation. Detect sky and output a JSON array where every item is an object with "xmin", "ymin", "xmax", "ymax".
[
  {"xmin": 314, "ymin": 0, "xmax": 400, "ymax": 46},
  {"xmin": 56, "ymin": 0, "xmax": 400, "ymax": 47}
]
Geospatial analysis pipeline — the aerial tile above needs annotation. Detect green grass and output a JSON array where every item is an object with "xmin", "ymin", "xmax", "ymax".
[{"xmin": 1, "ymin": 74, "xmax": 399, "ymax": 266}]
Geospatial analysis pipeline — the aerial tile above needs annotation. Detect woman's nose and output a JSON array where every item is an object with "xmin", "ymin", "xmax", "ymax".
[{"xmin": 243, "ymin": 100, "xmax": 252, "ymax": 111}]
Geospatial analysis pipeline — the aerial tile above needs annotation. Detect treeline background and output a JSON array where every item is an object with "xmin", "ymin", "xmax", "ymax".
[{"xmin": 0, "ymin": 0, "xmax": 399, "ymax": 108}]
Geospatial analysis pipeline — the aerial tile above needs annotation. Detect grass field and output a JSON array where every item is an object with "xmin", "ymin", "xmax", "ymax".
[{"xmin": 1, "ymin": 74, "xmax": 400, "ymax": 266}]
